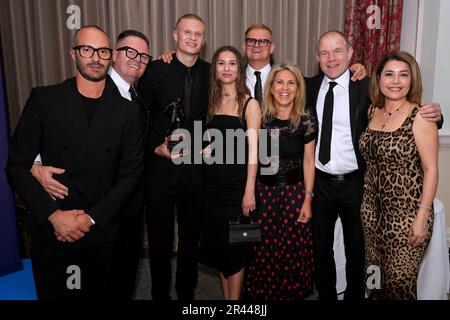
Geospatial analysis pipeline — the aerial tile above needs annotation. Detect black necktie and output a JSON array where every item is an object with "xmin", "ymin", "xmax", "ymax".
[
  {"xmin": 319, "ymin": 81, "xmax": 338, "ymax": 165},
  {"xmin": 130, "ymin": 85, "xmax": 150, "ymax": 138},
  {"xmin": 254, "ymin": 71, "xmax": 263, "ymax": 104},
  {"xmin": 183, "ymin": 68, "xmax": 192, "ymax": 116},
  {"xmin": 129, "ymin": 85, "xmax": 139, "ymax": 103}
]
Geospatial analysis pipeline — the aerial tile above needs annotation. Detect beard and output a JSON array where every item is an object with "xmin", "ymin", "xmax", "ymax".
[{"xmin": 76, "ymin": 58, "xmax": 110, "ymax": 82}]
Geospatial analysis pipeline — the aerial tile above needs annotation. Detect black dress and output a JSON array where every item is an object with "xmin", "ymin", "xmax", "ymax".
[
  {"xmin": 245, "ymin": 112, "xmax": 317, "ymax": 300},
  {"xmin": 199, "ymin": 98, "xmax": 252, "ymax": 277}
]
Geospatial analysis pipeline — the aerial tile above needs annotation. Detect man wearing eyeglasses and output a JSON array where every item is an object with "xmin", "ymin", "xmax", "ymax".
[
  {"xmin": 28, "ymin": 29, "xmax": 151, "ymax": 299},
  {"xmin": 6, "ymin": 25, "xmax": 143, "ymax": 299},
  {"xmin": 243, "ymin": 24, "xmax": 275, "ymax": 104},
  {"xmin": 107, "ymin": 30, "xmax": 151, "ymax": 300}
]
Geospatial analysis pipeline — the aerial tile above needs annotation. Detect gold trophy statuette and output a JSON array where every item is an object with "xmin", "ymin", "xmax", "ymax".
[{"xmin": 164, "ymin": 98, "xmax": 185, "ymax": 152}]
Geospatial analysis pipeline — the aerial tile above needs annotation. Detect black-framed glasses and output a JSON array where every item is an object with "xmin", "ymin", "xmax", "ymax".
[
  {"xmin": 245, "ymin": 38, "xmax": 272, "ymax": 48},
  {"xmin": 117, "ymin": 46, "xmax": 153, "ymax": 65},
  {"xmin": 72, "ymin": 45, "xmax": 113, "ymax": 60}
]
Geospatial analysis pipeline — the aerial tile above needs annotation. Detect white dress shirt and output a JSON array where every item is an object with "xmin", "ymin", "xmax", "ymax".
[
  {"xmin": 108, "ymin": 67, "xmax": 132, "ymax": 101},
  {"xmin": 246, "ymin": 63, "xmax": 272, "ymax": 99},
  {"xmin": 315, "ymin": 70, "xmax": 359, "ymax": 175}
]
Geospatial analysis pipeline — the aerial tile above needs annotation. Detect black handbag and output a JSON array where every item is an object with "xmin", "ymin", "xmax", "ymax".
[{"xmin": 228, "ymin": 214, "xmax": 262, "ymax": 245}]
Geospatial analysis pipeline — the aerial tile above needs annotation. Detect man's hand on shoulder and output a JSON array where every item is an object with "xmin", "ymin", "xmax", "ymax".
[
  {"xmin": 349, "ymin": 63, "xmax": 367, "ymax": 81},
  {"xmin": 158, "ymin": 50, "xmax": 176, "ymax": 64},
  {"xmin": 420, "ymin": 102, "xmax": 442, "ymax": 123}
]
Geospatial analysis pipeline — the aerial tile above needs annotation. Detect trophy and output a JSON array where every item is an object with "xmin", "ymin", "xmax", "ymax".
[{"xmin": 163, "ymin": 98, "xmax": 185, "ymax": 152}]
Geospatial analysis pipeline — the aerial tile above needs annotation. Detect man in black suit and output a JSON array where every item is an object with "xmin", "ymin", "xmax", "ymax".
[
  {"xmin": 28, "ymin": 29, "xmax": 151, "ymax": 299},
  {"xmin": 106, "ymin": 29, "xmax": 150, "ymax": 300},
  {"xmin": 6, "ymin": 25, "xmax": 143, "ymax": 299},
  {"xmin": 138, "ymin": 14, "xmax": 210, "ymax": 301},
  {"xmin": 307, "ymin": 30, "xmax": 442, "ymax": 300}
]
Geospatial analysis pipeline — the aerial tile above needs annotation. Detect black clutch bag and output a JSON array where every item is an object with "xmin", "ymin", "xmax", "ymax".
[{"xmin": 228, "ymin": 214, "xmax": 262, "ymax": 245}]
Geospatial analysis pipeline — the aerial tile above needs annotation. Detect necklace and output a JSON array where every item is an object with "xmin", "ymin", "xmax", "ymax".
[
  {"xmin": 222, "ymin": 91, "xmax": 237, "ymax": 98},
  {"xmin": 380, "ymin": 102, "xmax": 405, "ymax": 130}
]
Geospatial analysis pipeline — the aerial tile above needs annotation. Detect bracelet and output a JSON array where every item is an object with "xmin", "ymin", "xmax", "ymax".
[
  {"xmin": 305, "ymin": 191, "xmax": 314, "ymax": 197},
  {"xmin": 418, "ymin": 204, "xmax": 432, "ymax": 210}
]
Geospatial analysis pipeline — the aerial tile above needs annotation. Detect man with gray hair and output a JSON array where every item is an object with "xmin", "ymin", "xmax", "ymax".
[{"xmin": 308, "ymin": 30, "xmax": 442, "ymax": 300}]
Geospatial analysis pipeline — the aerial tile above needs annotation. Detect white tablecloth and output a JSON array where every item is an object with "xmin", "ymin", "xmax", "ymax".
[{"xmin": 334, "ymin": 198, "xmax": 450, "ymax": 300}]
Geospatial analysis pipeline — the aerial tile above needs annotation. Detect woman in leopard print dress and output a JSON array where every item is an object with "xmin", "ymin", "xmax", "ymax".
[{"xmin": 359, "ymin": 51, "xmax": 439, "ymax": 300}]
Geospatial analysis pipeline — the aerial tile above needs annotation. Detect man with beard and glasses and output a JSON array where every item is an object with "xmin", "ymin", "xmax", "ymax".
[
  {"xmin": 6, "ymin": 25, "xmax": 143, "ymax": 299},
  {"xmin": 29, "ymin": 29, "xmax": 151, "ymax": 300}
]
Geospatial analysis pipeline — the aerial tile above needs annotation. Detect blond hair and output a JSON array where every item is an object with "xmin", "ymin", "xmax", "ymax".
[{"xmin": 263, "ymin": 64, "xmax": 306, "ymax": 128}]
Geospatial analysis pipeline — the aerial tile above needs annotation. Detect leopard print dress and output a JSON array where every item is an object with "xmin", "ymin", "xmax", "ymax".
[{"xmin": 359, "ymin": 105, "xmax": 433, "ymax": 300}]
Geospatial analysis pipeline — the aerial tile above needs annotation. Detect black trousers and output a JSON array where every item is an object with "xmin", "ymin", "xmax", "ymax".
[
  {"xmin": 312, "ymin": 170, "xmax": 365, "ymax": 300},
  {"xmin": 145, "ymin": 164, "xmax": 204, "ymax": 300},
  {"xmin": 31, "ymin": 236, "xmax": 113, "ymax": 300},
  {"xmin": 108, "ymin": 213, "xmax": 144, "ymax": 299}
]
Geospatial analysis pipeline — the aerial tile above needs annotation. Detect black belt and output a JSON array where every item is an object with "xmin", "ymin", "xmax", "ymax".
[
  {"xmin": 259, "ymin": 168, "xmax": 303, "ymax": 186},
  {"xmin": 316, "ymin": 169, "xmax": 360, "ymax": 182}
]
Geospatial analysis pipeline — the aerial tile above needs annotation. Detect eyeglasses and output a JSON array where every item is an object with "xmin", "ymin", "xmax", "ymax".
[
  {"xmin": 245, "ymin": 38, "xmax": 272, "ymax": 48},
  {"xmin": 116, "ymin": 46, "xmax": 153, "ymax": 65},
  {"xmin": 72, "ymin": 45, "xmax": 113, "ymax": 60}
]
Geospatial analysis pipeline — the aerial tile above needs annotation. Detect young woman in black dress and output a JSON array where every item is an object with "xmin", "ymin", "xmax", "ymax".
[{"xmin": 199, "ymin": 46, "xmax": 261, "ymax": 300}]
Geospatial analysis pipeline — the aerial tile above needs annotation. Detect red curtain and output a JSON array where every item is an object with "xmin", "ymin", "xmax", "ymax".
[{"xmin": 344, "ymin": 0, "xmax": 403, "ymax": 76}]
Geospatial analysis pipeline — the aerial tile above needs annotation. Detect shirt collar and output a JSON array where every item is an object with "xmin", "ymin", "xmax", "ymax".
[
  {"xmin": 321, "ymin": 69, "xmax": 350, "ymax": 90},
  {"xmin": 173, "ymin": 54, "xmax": 201, "ymax": 71},
  {"xmin": 109, "ymin": 67, "xmax": 131, "ymax": 92},
  {"xmin": 247, "ymin": 63, "xmax": 272, "ymax": 79}
]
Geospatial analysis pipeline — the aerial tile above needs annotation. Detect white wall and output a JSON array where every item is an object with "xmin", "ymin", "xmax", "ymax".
[
  {"xmin": 400, "ymin": 0, "xmax": 419, "ymax": 55},
  {"xmin": 433, "ymin": 0, "xmax": 450, "ymax": 138},
  {"xmin": 401, "ymin": 0, "xmax": 450, "ymax": 228}
]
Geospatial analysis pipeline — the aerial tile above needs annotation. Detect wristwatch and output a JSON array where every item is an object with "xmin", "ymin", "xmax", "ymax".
[{"xmin": 305, "ymin": 191, "xmax": 315, "ymax": 197}]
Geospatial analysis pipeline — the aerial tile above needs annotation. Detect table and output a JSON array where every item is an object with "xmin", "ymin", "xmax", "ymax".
[{"xmin": 333, "ymin": 198, "xmax": 450, "ymax": 300}]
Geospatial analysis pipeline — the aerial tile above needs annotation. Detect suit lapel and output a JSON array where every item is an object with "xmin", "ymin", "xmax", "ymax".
[
  {"xmin": 307, "ymin": 75, "xmax": 324, "ymax": 121},
  {"xmin": 348, "ymin": 73, "xmax": 360, "ymax": 149},
  {"xmin": 312, "ymin": 76, "xmax": 322, "ymax": 110}
]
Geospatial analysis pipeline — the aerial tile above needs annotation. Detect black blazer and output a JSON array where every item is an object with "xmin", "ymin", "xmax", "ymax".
[
  {"xmin": 6, "ymin": 77, "xmax": 144, "ymax": 246},
  {"xmin": 139, "ymin": 56, "xmax": 210, "ymax": 155},
  {"xmin": 138, "ymin": 56, "xmax": 210, "ymax": 193},
  {"xmin": 305, "ymin": 73, "xmax": 371, "ymax": 171}
]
